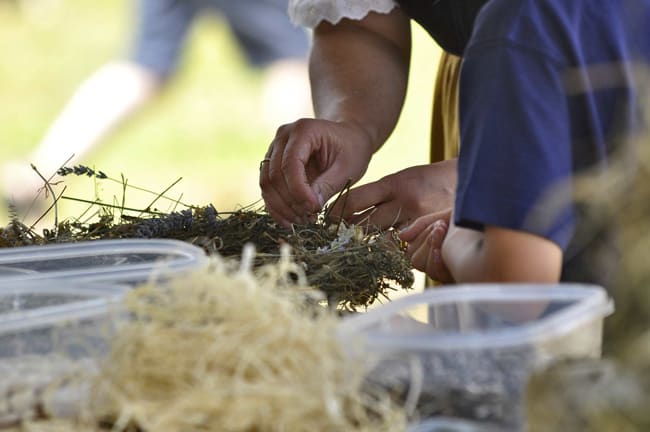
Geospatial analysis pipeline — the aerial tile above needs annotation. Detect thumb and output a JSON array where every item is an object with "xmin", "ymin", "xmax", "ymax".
[
  {"xmin": 311, "ymin": 178, "xmax": 339, "ymax": 209},
  {"xmin": 311, "ymin": 164, "xmax": 360, "ymax": 209}
]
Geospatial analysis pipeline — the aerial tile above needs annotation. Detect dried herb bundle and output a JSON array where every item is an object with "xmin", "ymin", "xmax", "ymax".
[{"xmin": 1, "ymin": 166, "xmax": 414, "ymax": 310}]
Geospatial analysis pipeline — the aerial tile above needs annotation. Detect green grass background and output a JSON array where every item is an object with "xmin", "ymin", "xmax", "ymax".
[{"xmin": 0, "ymin": 0, "xmax": 440, "ymax": 226}]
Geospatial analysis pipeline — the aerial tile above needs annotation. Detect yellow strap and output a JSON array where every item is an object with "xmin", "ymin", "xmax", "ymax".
[{"xmin": 430, "ymin": 51, "xmax": 462, "ymax": 163}]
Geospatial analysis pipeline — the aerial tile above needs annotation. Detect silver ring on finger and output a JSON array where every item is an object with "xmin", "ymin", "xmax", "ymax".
[{"xmin": 259, "ymin": 158, "xmax": 271, "ymax": 171}]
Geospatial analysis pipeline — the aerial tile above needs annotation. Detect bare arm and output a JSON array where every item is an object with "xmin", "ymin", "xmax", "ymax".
[
  {"xmin": 260, "ymin": 9, "xmax": 412, "ymax": 226},
  {"xmin": 310, "ymin": 8, "xmax": 412, "ymax": 150},
  {"xmin": 442, "ymin": 225, "xmax": 563, "ymax": 284},
  {"xmin": 401, "ymin": 219, "xmax": 563, "ymax": 321},
  {"xmin": 440, "ymin": 225, "xmax": 563, "ymax": 320},
  {"xmin": 401, "ymin": 217, "xmax": 563, "ymax": 284}
]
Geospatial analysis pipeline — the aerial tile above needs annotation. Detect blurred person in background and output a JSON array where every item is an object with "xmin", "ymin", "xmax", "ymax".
[{"xmin": 2, "ymin": 0, "xmax": 311, "ymax": 209}]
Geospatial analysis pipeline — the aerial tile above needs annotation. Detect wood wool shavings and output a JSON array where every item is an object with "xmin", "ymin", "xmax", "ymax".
[{"xmin": 82, "ymin": 246, "xmax": 407, "ymax": 432}]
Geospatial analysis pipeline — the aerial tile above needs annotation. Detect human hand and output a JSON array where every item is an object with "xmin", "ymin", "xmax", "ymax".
[
  {"xmin": 259, "ymin": 118, "xmax": 375, "ymax": 227},
  {"xmin": 399, "ymin": 210, "xmax": 454, "ymax": 283},
  {"xmin": 326, "ymin": 160, "xmax": 457, "ymax": 230}
]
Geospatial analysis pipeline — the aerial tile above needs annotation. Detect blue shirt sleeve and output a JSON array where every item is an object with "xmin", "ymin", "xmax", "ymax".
[{"xmin": 455, "ymin": 40, "xmax": 575, "ymax": 250}]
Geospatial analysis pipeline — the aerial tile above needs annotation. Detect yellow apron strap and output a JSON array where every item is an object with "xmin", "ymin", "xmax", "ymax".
[{"xmin": 430, "ymin": 51, "xmax": 462, "ymax": 163}]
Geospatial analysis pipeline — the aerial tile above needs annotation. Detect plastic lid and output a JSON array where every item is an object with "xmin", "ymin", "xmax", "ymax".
[
  {"xmin": 0, "ymin": 280, "xmax": 128, "ymax": 335},
  {"xmin": 407, "ymin": 417, "xmax": 501, "ymax": 432},
  {"xmin": 338, "ymin": 283, "xmax": 614, "ymax": 351},
  {"xmin": 0, "ymin": 238, "xmax": 208, "ymax": 285}
]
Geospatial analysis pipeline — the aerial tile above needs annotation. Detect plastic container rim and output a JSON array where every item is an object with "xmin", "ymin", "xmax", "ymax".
[
  {"xmin": 338, "ymin": 283, "xmax": 614, "ymax": 351},
  {"xmin": 407, "ymin": 416, "xmax": 501, "ymax": 432},
  {"xmin": 0, "ymin": 238, "xmax": 206, "ymax": 262},
  {"xmin": 0, "ymin": 284, "xmax": 127, "ymax": 335},
  {"xmin": 0, "ymin": 238, "xmax": 208, "ymax": 283}
]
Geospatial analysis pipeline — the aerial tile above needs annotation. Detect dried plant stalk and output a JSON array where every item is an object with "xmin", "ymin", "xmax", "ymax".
[{"xmin": 1, "ymin": 204, "xmax": 415, "ymax": 310}]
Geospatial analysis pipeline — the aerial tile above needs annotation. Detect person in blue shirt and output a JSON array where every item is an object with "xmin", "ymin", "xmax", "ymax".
[{"xmin": 399, "ymin": 0, "xmax": 650, "ymax": 286}]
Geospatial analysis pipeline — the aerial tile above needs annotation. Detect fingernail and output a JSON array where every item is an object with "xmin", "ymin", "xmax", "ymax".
[
  {"xmin": 433, "ymin": 248, "xmax": 441, "ymax": 263},
  {"xmin": 399, "ymin": 225, "xmax": 410, "ymax": 235}
]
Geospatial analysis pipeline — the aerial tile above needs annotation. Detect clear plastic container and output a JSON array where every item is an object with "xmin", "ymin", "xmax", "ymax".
[
  {"xmin": 0, "ymin": 280, "xmax": 127, "ymax": 425},
  {"xmin": 0, "ymin": 238, "xmax": 208, "ymax": 286},
  {"xmin": 0, "ymin": 280, "xmax": 127, "ymax": 358},
  {"xmin": 407, "ymin": 417, "xmax": 501, "ymax": 432},
  {"xmin": 338, "ymin": 284, "xmax": 614, "ymax": 430}
]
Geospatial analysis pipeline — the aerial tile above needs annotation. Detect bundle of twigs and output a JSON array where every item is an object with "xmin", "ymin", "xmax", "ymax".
[{"xmin": 0, "ymin": 165, "xmax": 415, "ymax": 310}]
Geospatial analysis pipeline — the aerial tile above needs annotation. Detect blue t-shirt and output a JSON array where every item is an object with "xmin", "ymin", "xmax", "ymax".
[{"xmin": 455, "ymin": 0, "xmax": 650, "ymax": 283}]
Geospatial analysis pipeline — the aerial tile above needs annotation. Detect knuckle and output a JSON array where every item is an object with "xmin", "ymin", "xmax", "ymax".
[
  {"xmin": 292, "ymin": 118, "xmax": 316, "ymax": 134},
  {"xmin": 275, "ymin": 123, "xmax": 291, "ymax": 136}
]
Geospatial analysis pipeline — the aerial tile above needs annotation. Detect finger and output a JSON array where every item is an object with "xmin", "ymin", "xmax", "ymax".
[
  {"xmin": 407, "ymin": 228, "xmax": 451, "ymax": 283},
  {"xmin": 399, "ymin": 210, "xmax": 452, "ymax": 242},
  {"xmin": 260, "ymin": 163, "xmax": 295, "ymax": 228},
  {"xmin": 281, "ymin": 126, "xmax": 325, "ymax": 215},
  {"xmin": 329, "ymin": 180, "xmax": 391, "ymax": 221},
  {"xmin": 345, "ymin": 202, "xmax": 407, "ymax": 231},
  {"xmin": 431, "ymin": 219, "xmax": 449, "ymax": 250},
  {"xmin": 407, "ymin": 229, "xmax": 435, "ymax": 273},
  {"xmin": 430, "ymin": 248, "xmax": 454, "ymax": 284},
  {"xmin": 423, "ymin": 222, "xmax": 453, "ymax": 283},
  {"xmin": 399, "ymin": 214, "xmax": 440, "ymax": 242},
  {"xmin": 260, "ymin": 131, "xmax": 306, "ymax": 226},
  {"xmin": 305, "ymin": 149, "xmax": 361, "ymax": 215},
  {"xmin": 404, "ymin": 224, "xmax": 434, "ymax": 262}
]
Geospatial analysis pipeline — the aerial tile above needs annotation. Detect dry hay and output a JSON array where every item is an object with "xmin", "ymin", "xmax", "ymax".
[
  {"xmin": 5, "ymin": 247, "xmax": 407, "ymax": 431},
  {"xmin": 3, "ymin": 420, "xmax": 101, "ymax": 432},
  {"xmin": 0, "ymin": 166, "xmax": 415, "ymax": 310}
]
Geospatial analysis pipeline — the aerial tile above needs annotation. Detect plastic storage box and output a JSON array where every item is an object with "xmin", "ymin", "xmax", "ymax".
[
  {"xmin": 0, "ymin": 238, "xmax": 208, "ymax": 286},
  {"xmin": 338, "ymin": 284, "xmax": 614, "ymax": 431},
  {"xmin": 407, "ymin": 417, "xmax": 501, "ymax": 432},
  {"xmin": 0, "ymin": 280, "xmax": 127, "ymax": 424}
]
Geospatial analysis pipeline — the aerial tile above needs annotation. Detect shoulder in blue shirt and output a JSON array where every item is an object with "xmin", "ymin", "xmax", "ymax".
[{"xmin": 455, "ymin": 0, "xmax": 650, "ymax": 282}]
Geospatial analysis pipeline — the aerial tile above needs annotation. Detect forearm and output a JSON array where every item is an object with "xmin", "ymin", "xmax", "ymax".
[
  {"xmin": 442, "ymin": 226, "xmax": 486, "ymax": 283},
  {"xmin": 442, "ymin": 225, "xmax": 563, "ymax": 322},
  {"xmin": 443, "ymin": 225, "xmax": 563, "ymax": 284},
  {"xmin": 310, "ymin": 9, "xmax": 411, "ymax": 152}
]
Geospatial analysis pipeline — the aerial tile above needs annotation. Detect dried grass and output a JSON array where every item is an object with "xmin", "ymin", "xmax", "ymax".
[
  {"xmin": 1, "ymin": 169, "xmax": 415, "ymax": 310},
  {"xmin": 84, "ymin": 247, "xmax": 407, "ymax": 431},
  {"xmin": 4, "ymin": 248, "xmax": 407, "ymax": 431}
]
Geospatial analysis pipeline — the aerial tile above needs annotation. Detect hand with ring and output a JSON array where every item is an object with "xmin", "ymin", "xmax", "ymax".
[{"xmin": 259, "ymin": 118, "xmax": 376, "ymax": 227}]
